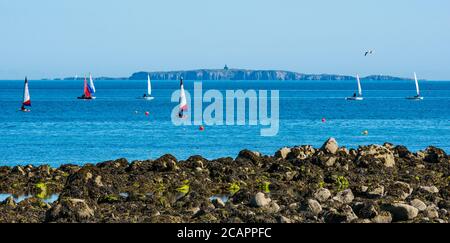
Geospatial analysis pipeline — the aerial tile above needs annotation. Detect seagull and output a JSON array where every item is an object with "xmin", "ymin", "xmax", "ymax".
[{"xmin": 364, "ymin": 50, "xmax": 374, "ymax": 56}]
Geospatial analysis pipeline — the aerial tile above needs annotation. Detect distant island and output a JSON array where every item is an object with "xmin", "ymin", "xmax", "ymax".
[{"xmin": 61, "ymin": 68, "xmax": 413, "ymax": 81}]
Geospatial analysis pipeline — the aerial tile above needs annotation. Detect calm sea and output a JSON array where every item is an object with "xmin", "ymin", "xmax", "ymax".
[{"xmin": 0, "ymin": 79, "xmax": 449, "ymax": 166}]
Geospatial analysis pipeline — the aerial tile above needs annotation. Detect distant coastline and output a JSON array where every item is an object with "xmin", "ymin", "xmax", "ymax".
[{"xmin": 54, "ymin": 68, "xmax": 414, "ymax": 81}]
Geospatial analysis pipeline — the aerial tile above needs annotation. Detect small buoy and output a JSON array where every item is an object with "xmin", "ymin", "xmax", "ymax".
[
  {"xmin": 145, "ymin": 111, "xmax": 150, "ymax": 116},
  {"xmin": 199, "ymin": 125, "xmax": 205, "ymax": 131},
  {"xmin": 322, "ymin": 118, "xmax": 326, "ymax": 123},
  {"xmin": 362, "ymin": 130, "xmax": 369, "ymax": 135}
]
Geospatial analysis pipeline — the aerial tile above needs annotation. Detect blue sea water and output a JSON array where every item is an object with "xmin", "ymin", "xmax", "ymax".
[{"xmin": 0, "ymin": 79, "xmax": 449, "ymax": 167}]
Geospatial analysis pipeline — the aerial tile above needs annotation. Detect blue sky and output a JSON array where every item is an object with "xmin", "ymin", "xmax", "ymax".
[{"xmin": 0, "ymin": 0, "xmax": 449, "ymax": 80}]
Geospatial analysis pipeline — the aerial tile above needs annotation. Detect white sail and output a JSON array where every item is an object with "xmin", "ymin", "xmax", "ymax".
[
  {"xmin": 89, "ymin": 73, "xmax": 96, "ymax": 93},
  {"xmin": 357, "ymin": 74, "xmax": 362, "ymax": 96},
  {"xmin": 23, "ymin": 78, "xmax": 31, "ymax": 105},
  {"xmin": 147, "ymin": 74, "xmax": 152, "ymax": 96},
  {"xmin": 179, "ymin": 79, "xmax": 187, "ymax": 111},
  {"xmin": 414, "ymin": 72, "xmax": 420, "ymax": 96}
]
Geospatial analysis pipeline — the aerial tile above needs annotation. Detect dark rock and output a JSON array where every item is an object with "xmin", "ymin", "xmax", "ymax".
[
  {"xmin": 381, "ymin": 203, "xmax": 418, "ymax": 221},
  {"xmin": 46, "ymin": 198, "xmax": 95, "ymax": 222},
  {"xmin": 423, "ymin": 147, "xmax": 447, "ymax": 163}
]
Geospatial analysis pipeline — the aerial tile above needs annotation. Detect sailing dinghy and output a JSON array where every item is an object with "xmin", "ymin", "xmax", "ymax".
[
  {"xmin": 77, "ymin": 75, "xmax": 96, "ymax": 100},
  {"xmin": 178, "ymin": 78, "xmax": 188, "ymax": 118},
  {"xmin": 346, "ymin": 74, "xmax": 364, "ymax": 101},
  {"xmin": 142, "ymin": 74, "xmax": 154, "ymax": 100},
  {"xmin": 406, "ymin": 72, "xmax": 424, "ymax": 100},
  {"xmin": 20, "ymin": 77, "xmax": 31, "ymax": 112}
]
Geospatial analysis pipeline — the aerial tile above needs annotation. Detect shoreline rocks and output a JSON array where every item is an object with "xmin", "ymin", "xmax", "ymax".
[{"xmin": 0, "ymin": 139, "xmax": 449, "ymax": 223}]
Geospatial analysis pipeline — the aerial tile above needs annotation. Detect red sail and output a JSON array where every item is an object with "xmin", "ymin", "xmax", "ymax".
[{"xmin": 84, "ymin": 78, "xmax": 92, "ymax": 98}]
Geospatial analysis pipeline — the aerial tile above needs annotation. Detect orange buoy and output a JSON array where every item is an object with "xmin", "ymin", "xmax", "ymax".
[
  {"xmin": 199, "ymin": 125, "xmax": 205, "ymax": 131},
  {"xmin": 145, "ymin": 111, "xmax": 150, "ymax": 116},
  {"xmin": 322, "ymin": 118, "xmax": 326, "ymax": 123}
]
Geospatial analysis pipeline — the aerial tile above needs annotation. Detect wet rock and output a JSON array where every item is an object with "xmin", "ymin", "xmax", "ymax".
[
  {"xmin": 314, "ymin": 188, "xmax": 332, "ymax": 203},
  {"xmin": 423, "ymin": 147, "xmax": 447, "ymax": 163},
  {"xmin": 152, "ymin": 154, "xmax": 179, "ymax": 172},
  {"xmin": 425, "ymin": 206, "xmax": 439, "ymax": 219},
  {"xmin": 277, "ymin": 216, "xmax": 292, "ymax": 223},
  {"xmin": 420, "ymin": 186, "xmax": 439, "ymax": 194},
  {"xmin": 394, "ymin": 145, "xmax": 413, "ymax": 158},
  {"xmin": 266, "ymin": 202, "xmax": 281, "ymax": 214},
  {"xmin": 60, "ymin": 166, "xmax": 114, "ymax": 200},
  {"xmin": 46, "ymin": 198, "xmax": 94, "ymax": 222},
  {"xmin": 332, "ymin": 189, "xmax": 354, "ymax": 204},
  {"xmin": 12, "ymin": 166, "xmax": 26, "ymax": 176},
  {"xmin": 367, "ymin": 185, "xmax": 385, "ymax": 198},
  {"xmin": 354, "ymin": 202, "xmax": 378, "ymax": 219},
  {"xmin": 410, "ymin": 199, "xmax": 427, "ymax": 211},
  {"xmin": 388, "ymin": 181, "xmax": 413, "ymax": 200},
  {"xmin": 287, "ymin": 145, "xmax": 316, "ymax": 160},
  {"xmin": 342, "ymin": 205, "xmax": 358, "ymax": 222},
  {"xmin": 324, "ymin": 206, "xmax": 357, "ymax": 223},
  {"xmin": 2, "ymin": 196, "xmax": 16, "ymax": 207},
  {"xmin": 321, "ymin": 138, "xmax": 339, "ymax": 155},
  {"xmin": 275, "ymin": 147, "xmax": 291, "ymax": 160},
  {"xmin": 372, "ymin": 211, "xmax": 393, "ymax": 223},
  {"xmin": 307, "ymin": 199, "xmax": 322, "ymax": 215},
  {"xmin": 356, "ymin": 145, "xmax": 395, "ymax": 168},
  {"xmin": 212, "ymin": 198, "xmax": 226, "ymax": 208},
  {"xmin": 382, "ymin": 203, "xmax": 419, "ymax": 221},
  {"xmin": 251, "ymin": 193, "xmax": 271, "ymax": 208}
]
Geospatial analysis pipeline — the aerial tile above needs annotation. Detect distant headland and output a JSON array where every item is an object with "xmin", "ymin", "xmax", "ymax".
[{"xmin": 59, "ymin": 68, "xmax": 413, "ymax": 81}]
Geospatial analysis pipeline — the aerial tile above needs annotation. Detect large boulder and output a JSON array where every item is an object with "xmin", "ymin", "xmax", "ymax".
[
  {"xmin": 387, "ymin": 181, "xmax": 413, "ymax": 200},
  {"xmin": 382, "ymin": 203, "xmax": 419, "ymax": 221},
  {"xmin": 356, "ymin": 145, "xmax": 396, "ymax": 168},
  {"xmin": 152, "ymin": 154, "xmax": 179, "ymax": 172},
  {"xmin": 46, "ymin": 198, "xmax": 95, "ymax": 222},
  {"xmin": 59, "ymin": 166, "xmax": 115, "ymax": 200},
  {"xmin": 422, "ymin": 147, "xmax": 447, "ymax": 163},
  {"xmin": 321, "ymin": 138, "xmax": 339, "ymax": 155},
  {"xmin": 275, "ymin": 147, "xmax": 291, "ymax": 160}
]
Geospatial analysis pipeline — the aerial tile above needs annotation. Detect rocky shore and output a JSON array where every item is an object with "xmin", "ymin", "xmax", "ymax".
[{"xmin": 1, "ymin": 138, "xmax": 449, "ymax": 223}]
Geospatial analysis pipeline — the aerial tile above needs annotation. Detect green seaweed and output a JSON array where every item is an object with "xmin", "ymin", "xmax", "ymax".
[
  {"xmin": 334, "ymin": 176, "xmax": 349, "ymax": 191},
  {"xmin": 99, "ymin": 194, "xmax": 120, "ymax": 203},
  {"xmin": 176, "ymin": 180, "xmax": 190, "ymax": 195},
  {"xmin": 35, "ymin": 182, "xmax": 48, "ymax": 199},
  {"xmin": 228, "ymin": 182, "xmax": 241, "ymax": 195}
]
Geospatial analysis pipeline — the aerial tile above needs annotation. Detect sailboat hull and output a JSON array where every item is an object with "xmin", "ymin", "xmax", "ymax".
[
  {"xmin": 346, "ymin": 97, "xmax": 364, "ymax": 101},
  {"xmin": 406, "ymin": 96, "xmax": 424, "ymax": 100},
  {"xmin": 143, "ymin": 96, "xmax": 154, "ymax": 101},
  {"xmin": 77, "ymin": 96, "xmax": 96, "ymax": 100}
]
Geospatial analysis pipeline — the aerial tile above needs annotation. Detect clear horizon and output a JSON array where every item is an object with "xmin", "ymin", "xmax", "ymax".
[{"xmin": 1, "ymin": 0, "xmax": 449, "ymax": 80}]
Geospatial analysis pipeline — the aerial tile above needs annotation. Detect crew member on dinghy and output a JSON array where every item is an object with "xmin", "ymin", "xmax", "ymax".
[
  {"xmin": 21, "ymin": 77, "xmax": 31, "ymax": 112},
  {"xmin": 178, "ymin": 78, "xmax": 188, "ymax": 118}
]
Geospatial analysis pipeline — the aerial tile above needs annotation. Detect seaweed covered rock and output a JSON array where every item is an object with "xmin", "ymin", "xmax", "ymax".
[
  {"xmin": 46, "ymin": 198, "xmax": 95, "ymax": 222},
  {"xmin": 0, "ymin": 139, "xmax": 449, "ymax": 223},
  {"xmin": 59, "ymin": 165, "xmax": 115, "ymax": 201},
  {"xmin": 422, "ymin": 147, "xmax": 447, "ymax": 164}
]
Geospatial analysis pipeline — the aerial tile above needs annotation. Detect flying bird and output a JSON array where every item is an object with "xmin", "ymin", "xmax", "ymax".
[{"xmin": 364, "ymin": 50, "xmax": 374, "ymax": 56}]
